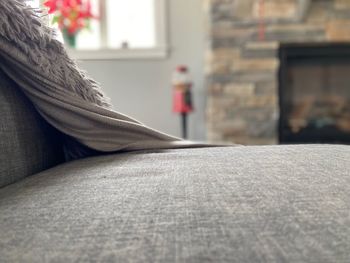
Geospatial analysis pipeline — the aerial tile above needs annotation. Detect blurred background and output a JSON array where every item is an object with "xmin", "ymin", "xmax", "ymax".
[{"xmin": 26, "ymin": 0, "xmax": 350, "ymax": 145}]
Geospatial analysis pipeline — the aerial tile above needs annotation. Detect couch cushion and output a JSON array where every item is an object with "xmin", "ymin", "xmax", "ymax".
[
  {"xmin": 0, "ymin": 145, "xmax": 349, "ymax": 262},
  {"xmin": 0, "ymin": 69, "xmax": 65, "ymax": 188}
]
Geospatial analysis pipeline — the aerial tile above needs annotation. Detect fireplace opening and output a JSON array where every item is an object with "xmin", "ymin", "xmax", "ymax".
[{"xmin": 278, "ymin": 43, "xmax": 350, "ymax": 144}]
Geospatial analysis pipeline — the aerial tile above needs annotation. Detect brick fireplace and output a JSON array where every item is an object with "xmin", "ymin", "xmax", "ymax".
[
  {"xmin": 205, "ymin": 0, "xmax": 350, "ymax": 144},
  {"xmin": 279, "ymin": 43, "xmax": 350, "ymax": 144}
]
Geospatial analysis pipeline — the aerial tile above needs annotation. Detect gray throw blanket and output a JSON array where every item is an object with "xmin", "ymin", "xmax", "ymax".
[{"xmin": 0, "ymin": 0, "xmax": 212, "ymax": 159}]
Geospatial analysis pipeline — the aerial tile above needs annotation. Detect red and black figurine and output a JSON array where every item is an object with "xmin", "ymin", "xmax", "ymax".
[{"xmin": 172, "ymin": 65, "xmax": 194, "ymax": 139}]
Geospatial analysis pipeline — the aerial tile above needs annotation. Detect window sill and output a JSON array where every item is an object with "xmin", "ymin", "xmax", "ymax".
[{"xmin": 66, "ymin": 47, "xmax": 169, "ymax": 60}]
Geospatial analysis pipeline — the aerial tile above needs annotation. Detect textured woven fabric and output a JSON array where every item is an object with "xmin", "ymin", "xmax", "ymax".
[
  {"xmin": 0, "ymin": 68, "xmax": 64, "ymax": 188},
  {"xmin": 1, "ymin": 145, "xmax": 350, "ymax": 262}
]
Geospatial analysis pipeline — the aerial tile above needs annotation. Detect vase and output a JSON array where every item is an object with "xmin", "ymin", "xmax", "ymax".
[{"xmin": 62, "ymin": 30, "xmax": 77, "ymax": 48}]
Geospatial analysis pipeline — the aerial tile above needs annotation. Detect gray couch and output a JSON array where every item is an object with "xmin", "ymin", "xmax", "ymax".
[{"xmin": 1, "ymin": 67, "xmax": 350, "ymax": 263}]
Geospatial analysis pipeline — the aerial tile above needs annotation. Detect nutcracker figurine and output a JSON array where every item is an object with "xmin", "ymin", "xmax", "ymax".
[{"xmin": 172, "ymin": 65, "xmax": 194, "ymax": 139}]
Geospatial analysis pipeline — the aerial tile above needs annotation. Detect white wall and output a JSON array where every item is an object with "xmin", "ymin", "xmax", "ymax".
[{"xmin": 78, "ymin": 0, "xmax": 206, "ymax": 140}]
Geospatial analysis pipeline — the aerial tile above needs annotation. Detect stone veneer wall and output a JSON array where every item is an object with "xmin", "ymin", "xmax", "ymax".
[{"xmin": 205, "ymin": 0, "xmax": 350, "ymax": 144}]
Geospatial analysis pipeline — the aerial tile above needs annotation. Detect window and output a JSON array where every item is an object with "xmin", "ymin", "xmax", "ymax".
[
  {"xmin": 26, "ymin": 0, "xmax": 168, "ymax": 59},
  {"xmin": 25, "ymin": 0, "xmax": 40, "ymax": 8}
]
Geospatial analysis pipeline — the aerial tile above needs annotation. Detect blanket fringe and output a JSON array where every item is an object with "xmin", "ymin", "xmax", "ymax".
[{"xmin": 0, "ymin": 0, "xmax": 111, "ymax": 108}]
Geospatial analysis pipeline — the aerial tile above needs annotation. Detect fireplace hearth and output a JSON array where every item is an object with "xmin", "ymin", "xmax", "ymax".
[
  {"xmin": 206, "ymin": 0, "xmax": 350, "ymax": 145},
  {"xmin": 278, "ymin": 43, "xmax": 350, "ymax": 144}
]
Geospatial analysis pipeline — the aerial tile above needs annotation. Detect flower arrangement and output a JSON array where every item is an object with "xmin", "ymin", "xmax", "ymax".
[{"xmin": 44, "ymin": 0, "xmax": 96, "ymax": 47}]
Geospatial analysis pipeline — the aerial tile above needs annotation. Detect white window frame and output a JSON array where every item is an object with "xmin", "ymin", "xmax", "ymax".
[{"xmin": 66, "ymin": 0, "xmax": 169, "ymax": 60}]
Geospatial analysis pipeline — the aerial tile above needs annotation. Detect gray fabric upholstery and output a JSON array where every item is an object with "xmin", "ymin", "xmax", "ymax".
[
  {"xmin": 1, "ymin": 145, "xmax": 349, "ymax": 262},
  {"xmin": 0, "ymin": 68, "xmax": 64, "ymax": 188}
]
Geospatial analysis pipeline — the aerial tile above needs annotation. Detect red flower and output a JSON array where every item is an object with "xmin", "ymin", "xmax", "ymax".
[
  {"xmin": 79, "ymin": 0, "xmax": 93, "ymax": 19},
  {"xmin": 44, "ymin": 0, "xmax": 96, "ymax": 36},
  {"xmin": 68, "ymin": 19, "xmax": 78, "ymax": 34},
  {"xmin": 44, "ymin": 0, "xmax": 58, "ymax": 14}
]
